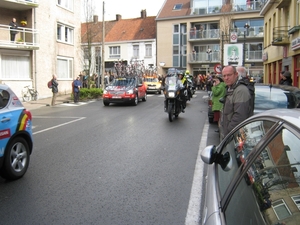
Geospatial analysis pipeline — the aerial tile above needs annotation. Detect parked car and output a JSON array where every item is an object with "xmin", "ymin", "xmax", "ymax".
[
  {"xmin": 208, "ymin": 84, "xmax": 300, "ymax": 123},
  {"xmin": 0, "ymin": 84, "xmax": 33, "ymax": 180},
  {"xmin": 102, "ymin": 76, "xmax": 147, "ymax": 106},
  {"xmin": 144, "ymin": 76, "xmax": 161, "ymax": 94},
  {"xmin": 201, "ymin": 108, "xmax": 300, "ymax": 225}
]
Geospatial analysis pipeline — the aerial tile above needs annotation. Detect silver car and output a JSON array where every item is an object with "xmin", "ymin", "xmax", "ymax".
[{"xmin": 201, "ymin": 108, "xmax": 300, "ymax": 225}]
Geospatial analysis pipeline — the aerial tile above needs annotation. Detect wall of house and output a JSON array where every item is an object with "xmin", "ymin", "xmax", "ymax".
[{"xmin": 34, "ymin": 0, "xmax": 82, "ymax": 98}]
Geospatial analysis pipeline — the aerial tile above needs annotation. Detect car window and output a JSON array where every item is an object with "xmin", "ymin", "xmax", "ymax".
[
  {"xmin": 255, "ymin": 88, "xmax": 297, "ymax": 110},
  {"xmin": 218, "ymin": 120, "xmax": 276, "ymax": 196},
  {"xmin": 225, "ymin": 126, "xmax": 300, "ymax": 224},
  {"xmin": 0, "ymin": 90, "xmax": 10, "ymax": 109}
]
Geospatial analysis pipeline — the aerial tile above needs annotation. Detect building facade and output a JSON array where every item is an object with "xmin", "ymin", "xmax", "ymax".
[
  {"xmin": 260, "ymin": 0, "xmax": 300, "ymax": 87},
  {"xmin": 0, "ymin": 0, "xmax": 82, "ymax": 99},
  {"xmin": 81, "ymin": 10, "xmax": 157, "ymax": 80},
  {"xmin": 156, "ymin": 0, "xmax": 264, "ymax": 81}
]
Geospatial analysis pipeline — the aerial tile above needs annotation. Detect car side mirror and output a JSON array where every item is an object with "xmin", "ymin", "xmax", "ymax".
[
  {"xmin": 201, "ymin": 145, "xmax": 217, "ymax": 164},
  {"xmin": 201, "ymin": 145, "xmax": 232, "ymax": 171}
]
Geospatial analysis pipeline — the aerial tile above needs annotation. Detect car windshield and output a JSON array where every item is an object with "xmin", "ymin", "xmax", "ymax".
[
  {"xmin": 145, "ymin": 78, "xmax": 158, "ymax": 82},
  {"xmin": 255, "ymin": 87, "xmax": 297, "ymax": 110},
  {"xmin": 110, "ymin": 78, "xmax": 136, "ymax": 86}
]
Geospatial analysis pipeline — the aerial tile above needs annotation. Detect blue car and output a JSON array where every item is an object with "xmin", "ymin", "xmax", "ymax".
[{"xmin": 0, "ymin": 84, "xmax": 33, "ymax": 180}]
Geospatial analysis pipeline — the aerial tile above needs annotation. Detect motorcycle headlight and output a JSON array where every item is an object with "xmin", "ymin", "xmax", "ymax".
[{"xmin": 168, "ymin": 92, "xmax": 175, "ymax": 98}]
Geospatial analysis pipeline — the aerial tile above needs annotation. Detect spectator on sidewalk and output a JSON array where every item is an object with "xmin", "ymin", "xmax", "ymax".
[
  {"xmin": 220, "ymin": 65, "xmax": 253, "ymax": 138},
  {"xmin": 279, "ymin": 71, "xmax": 293, "ymax": 86},
  {"xmin": 211, "ymin": 76, "xmax": 226, "ymax": 124},
  {"xmin": 73, "ymin": 76, "xmax": 82, "ymax": 103},
  {"xmin": 51, "ymin": 74, "xmax": 59, "ymax": 106}
]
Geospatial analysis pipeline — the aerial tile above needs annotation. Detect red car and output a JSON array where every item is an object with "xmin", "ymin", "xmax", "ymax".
[{"xmin": 103, "ymin": 76, "xmax": 147, "ymax": 106}]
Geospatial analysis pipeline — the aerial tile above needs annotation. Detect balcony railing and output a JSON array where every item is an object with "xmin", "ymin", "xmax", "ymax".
[
  {"xmin": 230, "ymin": 26, "xmax": 264, "ymax": 38},
  {"xmin": 192, "ymin": 5, "xmax": 222, "ymax": 15},
  {"xmin": 0, "ymin": 0, "xmax": 39, "ymax": 10},
  {"xmin": 188, "ymin": 50, "xmax": 263, "ymax": 63},
  {"xmin": 245, "ymin": 50, "xmax": 263, "ymax": 61},
  {"xmin": 0, "ymin": 24, "xmax": 39, "ymax": 49},
  {"xmin": 190, "ymin": 29, "xmax": 220, "ymax": 40},
  {"xmin": 189, "ymin": 52, "xmax": 220, "ymax": 63},
  {"xmin": 232, "ymin": 0, "xmax": 262, "ymax": 11},
  {"xmin": 272, "ymin": 26, "xmax": 290, "ymax": 46}
]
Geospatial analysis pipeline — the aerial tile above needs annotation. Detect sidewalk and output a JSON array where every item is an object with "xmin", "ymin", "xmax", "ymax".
[{"xmin": 22, "ymin": 94, "xmax": 72, "ymax": 111}]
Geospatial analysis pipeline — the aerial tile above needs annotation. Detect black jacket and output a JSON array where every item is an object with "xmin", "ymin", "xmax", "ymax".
[{"xmin": 279, "ymin": 78, "xmax": 292, "ymax": 86}]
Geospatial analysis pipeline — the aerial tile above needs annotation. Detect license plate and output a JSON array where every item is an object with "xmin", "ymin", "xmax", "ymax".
[
  {"xmin": 149, "ymin": 86, "xmax": 155, "ymax": 89},
  {"xmin": 112, "ymin": 96, "xmax": 121, "ymax": 99}
]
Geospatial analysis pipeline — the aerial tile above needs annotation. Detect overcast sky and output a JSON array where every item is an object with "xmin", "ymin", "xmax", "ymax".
[{"xmin": 83, "ymin": 0, "xmax": 165, "ymax": 21}]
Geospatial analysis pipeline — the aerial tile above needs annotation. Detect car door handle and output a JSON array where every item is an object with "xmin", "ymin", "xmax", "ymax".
[{"xmin": 1, "ymin": 117, "xmax": 11, "ymax": 122}]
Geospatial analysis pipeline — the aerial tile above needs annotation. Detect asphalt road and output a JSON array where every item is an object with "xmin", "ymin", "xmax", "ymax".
[{"xmin": 0, "ymin": 91, "xmax": 219, "ymax": 225}]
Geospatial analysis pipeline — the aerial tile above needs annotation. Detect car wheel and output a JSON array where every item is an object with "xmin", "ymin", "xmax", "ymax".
[
  {"xmin": 142, "ymin": 93, "xmax": 147, "ymax": 101},
  {"xmin": 103, "ymin": 101, "xmax": 110, "ymax": 106},
  {"xmin": 133, "ymin": 95, "xmax": 138, "ymax": 106},
  {"xmin": 0, "ymin": 137, "xmax": 30, "ymax": 180}
]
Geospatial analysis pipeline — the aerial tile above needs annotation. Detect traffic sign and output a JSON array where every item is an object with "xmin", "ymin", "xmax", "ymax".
[{"xmin": 214, "ymin": 64, "xmax": 222, "ymax": 74}]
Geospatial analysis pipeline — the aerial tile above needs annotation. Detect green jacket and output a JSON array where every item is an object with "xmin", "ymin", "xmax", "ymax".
[{"xmin": 211, "ymin": 82, "xmax": 226, "ymax": 111}]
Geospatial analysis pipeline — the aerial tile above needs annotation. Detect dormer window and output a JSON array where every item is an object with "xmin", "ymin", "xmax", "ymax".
[{"xmin": 173, "ymin": 4, "xmax": 183, "ymax": 10}]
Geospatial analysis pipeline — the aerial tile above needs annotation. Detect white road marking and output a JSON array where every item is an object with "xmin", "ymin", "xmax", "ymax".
[
  {"xmin": 60, "ymin": 102, "xmax": 89, "ymax": 106},
  {"xmin": 185, "ymin": 120, "xmax": 208, "ymax": 225},
  {"xmin": 32, "ymin": 117, "xmax": 86, "ymax": 135}
]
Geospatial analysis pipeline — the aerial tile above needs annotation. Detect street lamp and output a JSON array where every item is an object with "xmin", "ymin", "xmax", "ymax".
[{"xmin": 243, "ymin": 23, "xmax": 250, "ymax": 66}]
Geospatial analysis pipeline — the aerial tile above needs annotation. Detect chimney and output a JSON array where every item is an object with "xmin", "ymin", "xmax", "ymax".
[
  {"xmin": 93, "ymin": 15, "xmax": 98, "ymax": 23},
  {"xmin": 141, "ymin": 9, "xmax": 146, "ymax": 18},
  {"xmin": 116, "ymin": 14, "xmax": 122, "ymax": 21}
]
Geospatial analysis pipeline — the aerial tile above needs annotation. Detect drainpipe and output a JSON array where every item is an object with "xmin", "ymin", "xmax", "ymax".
[
  {"xmin": 33, "ymin": 8, "xmax": 37, "ymax": 90},
  {"xmin": 297, "ymin": 0, "xmax": 300, "ymax": 26}
]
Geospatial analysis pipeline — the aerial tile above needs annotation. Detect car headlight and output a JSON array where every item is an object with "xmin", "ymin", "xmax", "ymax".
[
  {"xmin": 126, "ymin": 89, "xmax": 134, "ymax": 94},
  {"xmin": 103, "ymin": 90, "xmax": 108, "ymax": 94}
]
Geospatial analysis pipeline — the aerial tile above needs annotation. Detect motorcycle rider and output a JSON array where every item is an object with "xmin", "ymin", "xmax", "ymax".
[{"xmin": 178, "ymin": 72, "xmax": 187, "ymax": 112}]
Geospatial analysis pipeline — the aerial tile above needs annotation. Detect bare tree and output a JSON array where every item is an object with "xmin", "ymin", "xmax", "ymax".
[
  {"xmin": 219, "ymin": 3, "xmax": 234, "ymax": 65},
  {"xmin": 81, "ymin": 0, "xmax": 99, "ymax": 87}
]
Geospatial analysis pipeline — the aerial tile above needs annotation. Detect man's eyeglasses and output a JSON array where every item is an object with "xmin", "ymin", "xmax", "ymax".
[{"xmin": 222, "ymin": 73, "xmax": 234, "ymax": 78}]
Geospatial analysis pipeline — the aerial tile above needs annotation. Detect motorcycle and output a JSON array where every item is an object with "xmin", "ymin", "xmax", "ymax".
[
  {"xmin": 186, "ymin": 75, "xmax": 196, "ymax": 99},
  {"xmin": 163, "ymin": 75, "xmax": 185, "ymax": 122}
]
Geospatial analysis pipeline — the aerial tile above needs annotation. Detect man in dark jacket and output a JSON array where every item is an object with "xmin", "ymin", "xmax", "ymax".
[
  {"xmin": 73, "ymin": 76, "xmax": 82, "ymax": 103},
  {"xmin": 9, "ymin": 18, "xmax": 18, "ymax": 42},
  {"xmin": 51, "ymin": 74, "xmax": 59, "ymax": 106},
  {"xmin": 279, "ymin": 71, "xmax": 293, "ymax": 86},
  {"xmin": 220, "ymin": 65, "xmax": 253, "ymax": 139}
]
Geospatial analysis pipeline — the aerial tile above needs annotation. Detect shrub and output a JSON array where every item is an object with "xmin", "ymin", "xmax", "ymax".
[{"xmin": 71, "ymin": 88, "xmax": 103, "ymax": 100}]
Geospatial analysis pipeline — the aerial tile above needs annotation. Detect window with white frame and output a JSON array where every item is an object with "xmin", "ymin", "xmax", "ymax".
[
  {"xmin": 292, "ymin": 195, "xmax": 300, "ymax": 210},
  {"xmin": 109, "ymin": 46, "xmax": 120, "ymax": 58},
  {"xmin": 57, "ymin": 0, "xmax": 74, "ymax": 11},
  {"xmin": 57, "ymin": 56, "xmax": 73, "ymax": 79},
  {"xmin": 57, "ymin": 23, "xmax": 74, "ymax": 44},
  {"xmin": 145, "ymin": 44, "xmax": 152, "ymax": 57},
  {"xmin": 133, "ymin": 45, "xmax": 139, "ymax": 58},
  {"xmin": 83, "ymin": 47, "xmax": 89, "ymax": 60},
  {"xmin": 0, "ymin": 51, "xmax": 30, "ymax": 80},
  {"xmin": 272, "ymin": 199, "xmax": 292, "ymax": 220}
]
